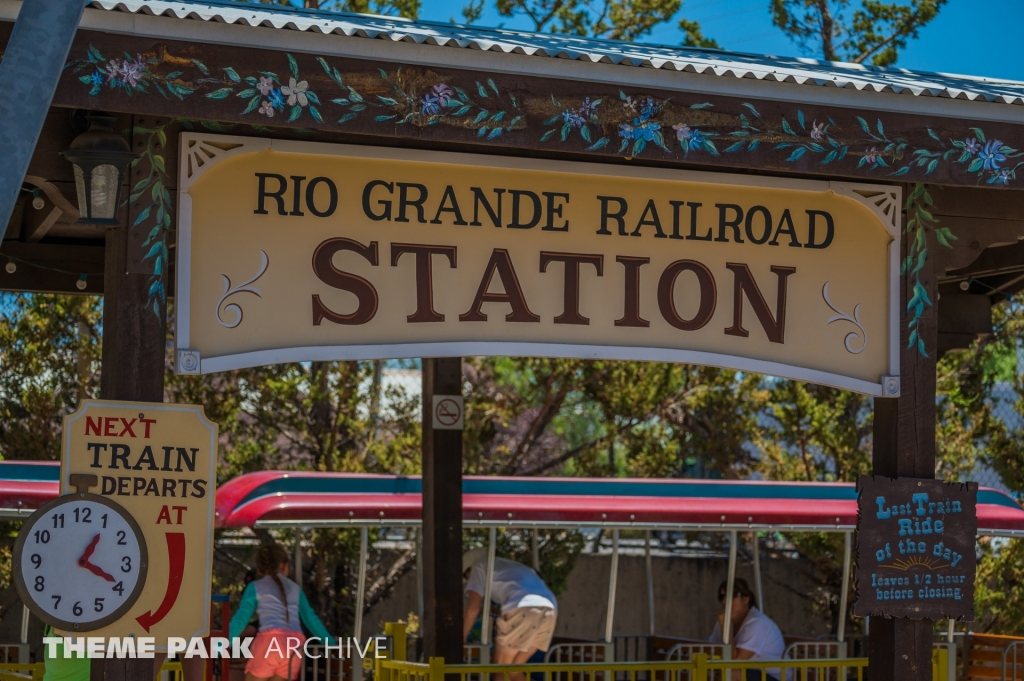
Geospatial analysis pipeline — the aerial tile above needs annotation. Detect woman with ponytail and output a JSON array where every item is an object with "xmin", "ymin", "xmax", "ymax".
[{"xmin": 230, "ymin": 543, "xmax": 335, "ymax": 681}]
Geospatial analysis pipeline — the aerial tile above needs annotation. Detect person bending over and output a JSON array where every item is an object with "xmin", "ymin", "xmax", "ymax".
[
  {"xmin": 462, "ymin": 548, "xmax": 557, "ymax": 681},
  {"xmin": 708, "ymin": 578, "xmax": 785, "ymax": 681},
  {"xmin": 230, "ymin": 544, "xmax": 336, "ymax": 681}
]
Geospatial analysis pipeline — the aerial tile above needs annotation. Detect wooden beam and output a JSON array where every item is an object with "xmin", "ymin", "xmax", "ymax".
[
  {"xmin": 931, "ymin": 187, "xmax": 1024, "ymax": 221},
  {"xmin": 0, "ymin": 241, "xmax": 104, "ymax": 294},
  {"xmin": 99, "ymin": 116, "xmax": 168, "ymax": 402},
  {"xmin": 421, "ymin": 357, "xmax": 464, "ymax": 663},
  {"xmin": 6, "ymin": 21, "xmax": 1023, "ymax": 190},
  {"xmin": 869, "ymin": 188, "xmax": 937, "ymax": 681}
]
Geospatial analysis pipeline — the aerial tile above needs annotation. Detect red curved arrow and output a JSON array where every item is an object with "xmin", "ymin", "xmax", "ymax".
[{"xmin": 136, "ymin": 533, "xmax": 185, "ymax": 632}]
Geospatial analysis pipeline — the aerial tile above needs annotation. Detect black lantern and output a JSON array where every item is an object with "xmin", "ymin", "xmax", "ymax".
[{"xmin": 62, "ymin": 112, "xmax": 138, "ymax": 225}]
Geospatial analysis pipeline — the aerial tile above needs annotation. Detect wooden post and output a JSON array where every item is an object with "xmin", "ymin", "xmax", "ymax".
[
  {"xmin": 421, "ymin": 357, "xmax": 463, "ymax": 663},
  {"xmin": 95, "ymin": 121, "xmax": 168, "ymax": 681},
  {"xmin": 869, "ymin": 192, "xmax": 937, "ymax": 681}
]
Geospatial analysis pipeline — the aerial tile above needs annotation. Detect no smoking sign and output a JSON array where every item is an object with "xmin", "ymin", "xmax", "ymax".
[{"xmin": 432, "ymin": 395, "xmax": 464, "ymax": 430}]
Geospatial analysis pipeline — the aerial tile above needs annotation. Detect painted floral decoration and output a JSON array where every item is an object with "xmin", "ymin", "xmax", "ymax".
[{"xmin": 67, "ymin": 43, "xmax": 1024, "ymax": 188}]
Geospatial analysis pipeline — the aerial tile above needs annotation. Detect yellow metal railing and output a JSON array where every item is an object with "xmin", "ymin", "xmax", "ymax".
[
  {"xmin": 378, "ymin": 654, "xmax": 869, "ymax": 681},
  {"xmin": 0, "ymin": 632, "xmax": 952, "ymax": 681},
  {"xmin": 0, "ymin": 663, "xmax": 43, "ymax": 681},
  {"xmin": 0, "ymin": 661, "xmax": 182, "ymax": 681},
  {"xmin": 374, "ymin": 622, "xmax": 975, "ymax": 681},
  {"xmin": 932, "ymin": 644, "xmax": 950, "ymax": 681}
]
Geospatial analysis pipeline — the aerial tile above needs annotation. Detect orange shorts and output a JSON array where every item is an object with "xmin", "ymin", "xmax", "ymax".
[{"xmin": 245, "ymin": 629, "xmax": 307, "ymax": 680}]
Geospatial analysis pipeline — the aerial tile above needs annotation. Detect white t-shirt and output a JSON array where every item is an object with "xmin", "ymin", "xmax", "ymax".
[
  {"xmin": 709, "ymin": 606, "xmax": 785, "ymax": 660},
  {"xmin": 253, "ymin": 574, "xmax": 302, "ymax": 632},
  {"xmin": 466, "ymin": 557, "xmax": 557, "ymax": 614}
]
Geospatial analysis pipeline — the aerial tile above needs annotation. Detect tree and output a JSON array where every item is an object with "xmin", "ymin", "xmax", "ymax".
[
  {"xmin": 0, "ymin": 293, "xmax": 101, "ymax": 462},
  {"xmin": 243, "ymin": 0, "xmax": 421, "ymax": 20},
  {"xmin": 769, "ymin": 0, "xmax": 946, "ymax": 66},
  {"xmin": 489, "ymin": 0, "xmax": 679, "ymax": 40}
]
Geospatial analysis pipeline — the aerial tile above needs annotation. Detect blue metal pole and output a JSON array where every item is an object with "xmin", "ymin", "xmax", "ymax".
[{"xmin": 0, "ymin": 0, "xmax": 88, "ymax": 241}]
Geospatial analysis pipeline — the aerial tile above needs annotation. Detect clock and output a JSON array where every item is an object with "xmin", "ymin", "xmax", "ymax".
[{"xmin": 13, "ymin": 474, "xmax": 148, "ymax": 632}]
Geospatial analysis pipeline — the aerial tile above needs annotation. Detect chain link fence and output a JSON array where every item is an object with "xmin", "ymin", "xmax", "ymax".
[{"xmin": 980, "ymin": 381, "xmax": 1019, "ymax": 494}]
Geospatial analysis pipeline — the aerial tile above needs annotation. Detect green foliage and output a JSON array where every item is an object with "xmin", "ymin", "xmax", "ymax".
[
  {"xmin": 487, "ymin": 0, "xmax": 709, "ymax": 43},
  {"xmin": 0, "ymin": 294, "xmax": 102, "ymax": 462},
  {"xmin": 769, "ymin": 0, "xmax": 946, "ymax": 66},
  {"xmin": 679, "ymin": 17, "xmax": 719, "ymax": 48},
  {"xmin": 975, "ymin": 537, "xmax": 1024, "ymax": 635},
  {"xmin": 754, "ymin": 382, "xmax": 872, "ymax": 483}
]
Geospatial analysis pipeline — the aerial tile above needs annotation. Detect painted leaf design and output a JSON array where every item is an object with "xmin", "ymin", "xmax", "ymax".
[
  {"xmin": 132, "ymin": 206, "xmax": 152, "ymax": 227},
  {"xmin": 205, "ymin": 88, "xmax": 233, "ymax": 99},
  {"xmin": 224, "ymin": 67, "xmax": 241, "ymax": 83},
  {"xmin": 238, "ymin": 93, "xmax": 258, "ymax": 113}
]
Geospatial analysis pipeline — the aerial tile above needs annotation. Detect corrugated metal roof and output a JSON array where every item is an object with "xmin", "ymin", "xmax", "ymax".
[{"xmin": 87, "ymin": 0, "xmax": 1024, "ymax": 106}]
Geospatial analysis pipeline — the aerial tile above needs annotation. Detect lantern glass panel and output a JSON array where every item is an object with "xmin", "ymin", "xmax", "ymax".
[
  {"xmin": 90, "ymin": 164, "xmax": 120, "ymax": 220},
  {"xmin": 73, "ymin": 165, "xmax": 89, "ymax": 218}
]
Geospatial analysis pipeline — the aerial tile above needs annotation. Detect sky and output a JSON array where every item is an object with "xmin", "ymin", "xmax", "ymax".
[{"xmin": 411, "ymin": 0, "xmax": 1024, "ymax": 82}]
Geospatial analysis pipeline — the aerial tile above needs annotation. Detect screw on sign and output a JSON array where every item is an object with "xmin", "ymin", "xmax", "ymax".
[{"xmin": 435, "ymin": 398, "xmax": 462, "ymax": 427}]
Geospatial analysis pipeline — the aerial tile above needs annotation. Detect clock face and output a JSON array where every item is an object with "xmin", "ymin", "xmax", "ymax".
[{"xmin": 14, "ymin": 495, "xmax": 148, "ymax": 631}]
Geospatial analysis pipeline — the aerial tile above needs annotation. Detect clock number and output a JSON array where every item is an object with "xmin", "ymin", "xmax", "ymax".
[
  {"xmin": 33, "ymin": 530, "xmax": 49, "ymax": 544},
  {"xmin": 72, "ymin": 602, "xmax": 82, "ymax": 617},
  {"xmin": 116, "ymin": 531, "xmax": 127, "ymax": 546},
  {"xmin": 121, "ymin": 556, "xmax": 132, "ymax": 573},
  {"xmin": 112, "ymin": 582, "xmax": 124, "ymax": 596},
  {"xmin": 51, "ymin": 595, "xmax": 61, "ymax": 610},
  {"xmin": 51, "ymin": 513, "xmax": 64, "ymax": 529},
  {"xmin": 73, "ymin": 508, "xmax": 92, "ymax": 523},
  {"xmin": 101, "ymin": 514, "xmax": 108, "ymax": 529},
  {"xmin": 94, "ymin": 598, "xmax": 104, "ymax": 613},
  {"xmin": 30, "ymin": 554, "xmax": 41, "ymax": 569},
  {"xmin": 34, "ymin": 576, "xmax": 44, "ymax": 592}
]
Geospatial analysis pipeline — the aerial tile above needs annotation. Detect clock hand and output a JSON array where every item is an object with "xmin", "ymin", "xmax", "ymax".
[
  {"xmin": 78, "ymin": 534, "xmax": 101, "ymax": 566},
  {"xmin": 77, "ymin": 534, "xmax": 116, "ymax": 582},
  {"xmin": 81, "ymin": 560, "xmax": 116, "ymax": 583}
]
